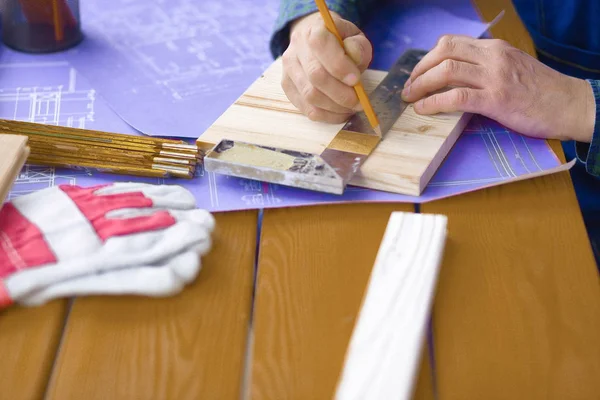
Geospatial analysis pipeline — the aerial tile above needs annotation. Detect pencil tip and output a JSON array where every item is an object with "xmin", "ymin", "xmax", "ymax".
[{"xmin": 374, "ymin": 125, "xmax": 382, "ymax": 136}]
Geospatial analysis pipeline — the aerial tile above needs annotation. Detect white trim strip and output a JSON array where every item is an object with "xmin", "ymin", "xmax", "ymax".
[{"xmin": 335, "ymin": 211, "xmax": 448, "ymax": 400}]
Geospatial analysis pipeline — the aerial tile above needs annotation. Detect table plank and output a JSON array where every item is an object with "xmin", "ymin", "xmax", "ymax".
[
  {"xmin": 427, "ymin": 3, "xmax": 600, "ymax": 398},
  {"xmin": 472, "ymin": 0, "xmax": 536, "ymax": 56},
  {"xmin": 46, "ymin": 210, "xmax": 258, "ymax": 399},
  {"xmin": 422, "ymin": 170, "xmax": 600, "ymax": 399},
  {"xmin": 0, "ymin": 301, "xmax": 68, "ymax": 399},
  {"xmin": 251, "ymin": 203, "xmax": 435, "ymax": 399}
]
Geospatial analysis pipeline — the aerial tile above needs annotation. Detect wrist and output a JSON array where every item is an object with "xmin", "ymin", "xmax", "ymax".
[{"xmin": 567, "ymin": 77, "xmax": 596, "ymax": 143}]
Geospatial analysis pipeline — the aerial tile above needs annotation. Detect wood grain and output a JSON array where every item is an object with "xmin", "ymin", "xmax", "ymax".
[
  {"xmin": 425, "ymin": 3, "xmax": 600, "ymax": 398},
  {"xmin": 0, "ymin": 301, "xmax": 68, "ymax": 399},
  {"xmin": 335, "ymin": 212, "xmax": 448, "ymax": 400},
  {"xmin": 250, "ymin": 203, "xmax": 435, "ymax": 399},
  {"xmin": 198, "ymin": 58, "xmax": 470, "ymax": 196},
  {"xmin": 422, "ymin": 170, "xmax": 600, "ymax": 399},
  {"xmin": 46, "ymin": 210, "xmax": 258, "ymax": 399},
  {"xmin": 471, "ymin": 0, "xmax": 536, "ymax": 56},
  {"xmin": 0, "ymin": 134, "xmax": 66, "ymax": 399}
]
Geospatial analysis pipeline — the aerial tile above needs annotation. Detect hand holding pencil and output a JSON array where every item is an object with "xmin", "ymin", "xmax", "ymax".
[{"xmin": 280, "ymin": 3, "xmax": 378, "ymax": 130}]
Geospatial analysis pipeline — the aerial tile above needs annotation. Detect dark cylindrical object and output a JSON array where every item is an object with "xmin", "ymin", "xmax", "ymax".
[{"xmin": 1, "ymin": 0, "xmax": 83, "ymax": 53}]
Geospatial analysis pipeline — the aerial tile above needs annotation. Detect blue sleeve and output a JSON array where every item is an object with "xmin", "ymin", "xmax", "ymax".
[
  {"xmin": 575, "ymin": 79, "xmax": 600, "ymax": 178},
  {"xmin": 269, "ymin": 0, "xmax": 379, "ymax": 59}
]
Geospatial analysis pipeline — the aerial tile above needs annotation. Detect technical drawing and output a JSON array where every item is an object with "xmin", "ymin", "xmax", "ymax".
[
  {"xmin": 83, "ymin": 0, "xmax": 278, "ymax": 101},
  {"xmin": 8, "ymin": 165, "xmax": 80, "ymax": 200},
  {"xmin": 0, "ymin": 60, "xmax": 98, "ymax": 198}
]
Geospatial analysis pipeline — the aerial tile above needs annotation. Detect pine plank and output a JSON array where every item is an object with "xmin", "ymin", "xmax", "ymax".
[
  {"xmin": 0, "ymin": 134, "xmax": 29, "ymax": 204},
  {"xmin": 46, "ymin": 210, "xmax": 258, "ymax": 399},
  {"xmin": 198, "ymin": 58, "xmax": 470, "ymax": 196},
  {"xmin": 250, "ymin": 203, "xmax": 435, "ymax": 399},
  {"xmin": 335, "ymin": 212, "xmax": 447, "ymax": 400}
]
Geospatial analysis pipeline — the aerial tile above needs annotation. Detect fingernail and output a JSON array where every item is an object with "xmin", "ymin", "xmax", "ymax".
[
  {"xmin": 402, "ymin": 85, "xmax": 411, "ymax": 97},
  {"xmin": 343, "ymin": 73, "xmax": 357, "ymax": 86},
  {"xmin": 404, "ymin": 77, "xmax": 411, "ymax": 88},
  {"xmin": 414, "ymin": 100, "xmax": 423, "ymax": 112}
]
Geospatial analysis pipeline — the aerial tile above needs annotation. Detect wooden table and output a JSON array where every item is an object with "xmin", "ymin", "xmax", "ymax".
[{"xmin": 1, "ymin": 1, "xmax": 599, "ymax": 399}]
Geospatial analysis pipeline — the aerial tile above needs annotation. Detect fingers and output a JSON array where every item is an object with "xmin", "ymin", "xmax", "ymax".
[
  {"xmin": 413, "ymin": 87, "xmax": 487, "ymax": 115},
  {"xmin": 402, "ymin": 59, "xmax": 486, "ymax": 103},
  {"xmin": 406, "ymin": 35, "xmax": 486, "ymax": 87},
  {"xmin": 343, "ymin": 34, "xmax": 373, "ymax": 72},
  {"xmin": 306, "ymin": 22, "xmax": 361, "ymax": 86},
  {"xmin": 286, "ymin": 47, "xmax": 358, "ymax": 112},
  {"xmin": 296, "ymin": 45, "xmax": 360, "ymax": 110},
  {"xmin": 400, "ymin": 34, "xmax": 497, "ymax": 116},
  {"xmin": 282, "ymin": 67, "xmax": 353, "ymax": 124},
  {"xmin": 281, "ymin": 12, "xmax": 374, "ymax": 123},
  {"xmin": 332, "ymin": 15, "xmax": 363, "ymax": 39}
]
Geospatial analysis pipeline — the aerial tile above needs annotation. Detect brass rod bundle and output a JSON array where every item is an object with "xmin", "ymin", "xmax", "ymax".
[{"xmin": 0, "ymin": 119, "xmax": 201, "ymax": 179}]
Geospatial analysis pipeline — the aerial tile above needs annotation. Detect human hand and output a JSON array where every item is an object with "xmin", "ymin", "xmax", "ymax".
[
  {"xmin": 401, "ymin": 35, "xmax": 596, "ymax": 143},
  {"xmin": 282, "ymin": 11, "xmax": 373, "ymax": 123}
]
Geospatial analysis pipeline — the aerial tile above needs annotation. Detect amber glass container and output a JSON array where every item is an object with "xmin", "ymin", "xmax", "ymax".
[{"xmin": 1, "ymin": 0, "xmax": 83, "ymax": 53}]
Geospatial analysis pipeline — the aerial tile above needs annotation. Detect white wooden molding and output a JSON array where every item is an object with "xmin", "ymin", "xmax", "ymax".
[{"xmin": 334, "ymin": 211, "xmax": 448, "ymax": 400}]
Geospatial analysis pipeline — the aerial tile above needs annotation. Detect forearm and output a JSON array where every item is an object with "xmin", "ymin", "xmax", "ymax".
[
  {"xmin": 269, "ymin": 0, "xmax": 379, "ymax": 58},
  {"xmin": 575, "ymin": 79, "xmax": 600, "ymax": 178}
]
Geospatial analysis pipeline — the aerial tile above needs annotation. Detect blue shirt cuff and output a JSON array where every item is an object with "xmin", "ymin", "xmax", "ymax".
[
  {"xmin": 269, "ymin": 0, "xmax": 362, "ymax": 59},
  {"xmin": 575, "ymin": 79, "xmax": 600, "ymax": 177}
]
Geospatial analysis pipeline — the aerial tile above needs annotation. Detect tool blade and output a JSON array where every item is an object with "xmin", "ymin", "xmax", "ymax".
[{"xmin": 204, "ymin": 139, "xmax": 346, "ymax": 194}]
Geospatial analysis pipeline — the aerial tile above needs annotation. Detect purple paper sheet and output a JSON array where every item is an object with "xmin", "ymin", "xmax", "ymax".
[
  {"xmin": 2, "ymin": 1, "xmax": 563, "ymax": 212},
  {"xmin": 58, "ymin": 0, "xmax": 492, "ymax": 138},
  {"xmin": 59, "ymin": 0, "xmax": 279, "ymax": 138},
  {"xmin": 362, "ymin": 0, "xmax": 490, "ymax": 71}
]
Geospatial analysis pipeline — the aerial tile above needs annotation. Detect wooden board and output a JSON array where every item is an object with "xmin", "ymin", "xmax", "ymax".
[
  {"xmin": 424, "ymin": 1, "xmax": 600, "ymax": 397},
  {"xmin": 422, "ymin": 172, "xmax": 600, "ymax": 399},
  {"xmin": 0, "ymin": 301, "xmax": 69, "ymax": 399},
  {"xmin": 335, "ymin": 212, "xmax": 447, "ymax": 400},
  {"xmin": 197, "ymin": 58, "xmax": 471, "ymax": 196},
  {"xmin": 0, "ymin": 135, "xmax": 66, "ymax": 399},
  {"xmin": 46, "ymin": 210, "xmax": 258, "ymax": 399},
  {"xmin": 0, "ymin": 134, "xmax": 29, "ymax": 204},
  {"xmin": 249, "ymin": 203, "xmax": 435, "ymax": 399}
]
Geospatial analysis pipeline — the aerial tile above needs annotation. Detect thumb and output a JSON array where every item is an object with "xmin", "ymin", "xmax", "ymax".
[{"xmin": 343, "ymin": 35, "xmax": 373, "ymax": 72}]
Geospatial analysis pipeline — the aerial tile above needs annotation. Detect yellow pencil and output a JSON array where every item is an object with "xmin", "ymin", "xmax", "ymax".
[{"xmin": 313, "ymin": 0, "xmax": 381, "ymax": 135}]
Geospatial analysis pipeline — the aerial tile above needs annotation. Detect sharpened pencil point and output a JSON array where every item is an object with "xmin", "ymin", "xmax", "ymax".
[{"xmin": 373, "ymin": 125, "xmax": 382, "ymax": 136}]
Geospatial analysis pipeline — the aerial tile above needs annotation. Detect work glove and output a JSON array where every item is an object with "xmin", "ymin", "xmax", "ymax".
[{"xmin": 0, "ymin": 182, "xmax": 215, "ymax": 308}]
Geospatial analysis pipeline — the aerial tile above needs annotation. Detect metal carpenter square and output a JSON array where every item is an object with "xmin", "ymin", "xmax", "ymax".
[{"xmin": 204, "ymin": 49, "xmax": 427, "ymax": 195}]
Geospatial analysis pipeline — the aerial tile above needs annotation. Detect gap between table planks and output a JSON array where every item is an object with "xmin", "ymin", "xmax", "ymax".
[
  {"xmin": 249, "ymin": 203, "xmax": 436, "ymax": 399},
  {"xmin": 44, "ymin": 211, "xmax": 258, "ymax": 399}
]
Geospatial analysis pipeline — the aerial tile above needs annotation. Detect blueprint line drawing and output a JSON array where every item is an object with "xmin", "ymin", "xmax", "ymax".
[
  {"xmin": 1, "ymin": 1, "xmax": 563, "ymax": 212},
  {"xmin": 0, "ymin": 59, "xmax": 96, "ymax": 198},
  {"xmin": 58, "ymin": 0, "xmax": 280, "ymax": 137},
  {"xmin": 0, "ymin": 49, "xmax": 563, "ymax": 211},
  {"xmin": 0, "ymin": 61, "xmax": 96, "ymax": 127},
  {"xmin": 83, "ymin": 0, "xmax": 277, "ymax": 101}
]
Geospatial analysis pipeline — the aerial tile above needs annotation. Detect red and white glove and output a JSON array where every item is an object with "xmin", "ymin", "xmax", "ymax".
[{"xmin": 0, "ymin": 182, "xmax": 215, "ymax": 308}]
